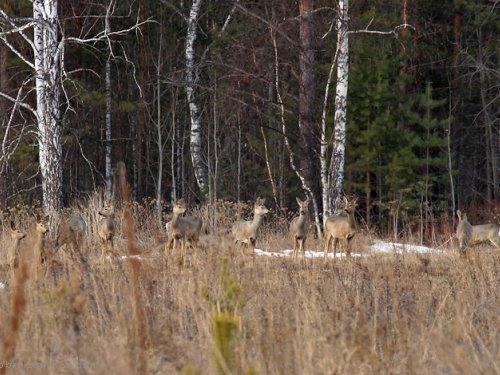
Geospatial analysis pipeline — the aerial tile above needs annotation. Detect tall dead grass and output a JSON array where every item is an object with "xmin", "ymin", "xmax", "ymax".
[{"xmin": 0, "ymin": 197, "xmax": 498, "ymax": 374}]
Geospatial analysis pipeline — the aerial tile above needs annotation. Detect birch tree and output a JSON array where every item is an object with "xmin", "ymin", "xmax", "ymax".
[
  {"xmin": 324, "ymin": 1, "xmax": 413, "ymax": 218},
  {"xmin": 185, "ymin": 0, "xmax": 208, "ymax": 199},
  {"xmin": 1, "ymin": 1, "xmax": 147, "ymax": 212},
  {"xmin": 0, "ymin": 0, "xmax": 63, "ymax": 213},
  {"xmin": 298, "ymin": 0, "xmax": 322, "ymax": 232},
  {"xmin": 330, "ymin": 0, "xmax": 349, "ymax": 212}
]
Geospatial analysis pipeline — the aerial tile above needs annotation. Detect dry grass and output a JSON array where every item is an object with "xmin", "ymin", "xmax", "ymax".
[{"xmin": 0, "ymin": 197, "xmax": 499, "ymax": 375}]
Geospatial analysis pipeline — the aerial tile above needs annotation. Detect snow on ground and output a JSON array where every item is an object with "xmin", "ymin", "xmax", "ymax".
[
  {"xmin": 369, "ymin": 240, "xmax": 438, "ymax": 254},
  {"xmin": 254, "ymin": 240, "xmax": 439, "ymax": 258},
  {"xmin": 118, "ymin": 255, "xmax": 143, "ymax": 260},
  {"xmin": 254, "ymin": 249, "xmax": 362, "ymax": 258},
  {"xmin": 0, "ymin": 281, "xmax": 6, "ymax": 289}
]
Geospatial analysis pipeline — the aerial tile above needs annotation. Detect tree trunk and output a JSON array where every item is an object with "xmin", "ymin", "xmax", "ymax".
[
  {"xmin": 105, "ymin": 57, "xmax": 112, "ymax": 199},
  {"xmin": 34, "ymin": 0, "xmax": 63, "ymax": 214},
  {"xmin": 330, "ymin": 0, "xmax": 349, "ymax": 210},
  {"xmin": 298, "ymin": 0, "xmax": 321, "ymax": 221},
  {"xmin": 156, "ymin": 40, "xmax": 163, "ymax": 227},
  {"xmin": 0, "ymin": 45, "xmax": 8, "ymax": 210},
  {"xmin": 320, "ymin": 58, "xmax": 336, "ymax": 223},
  {"xmin": 186, "ymin": 0, "xmax": 208, "ymax": 199},
  {"xmin": 104, "ymin": 10, "xmax": 112, "ymax": 200}
]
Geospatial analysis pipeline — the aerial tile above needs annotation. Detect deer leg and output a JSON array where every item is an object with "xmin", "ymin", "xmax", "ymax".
[
  {"xmin": 333, "ymin": 238, "xmax": 338, "ymax": 260},
  {"xmin": 250, "ymin": 238, "xmax": 256, "ymax": 257},
  {"xmin": 490, "ymin": 236, "xmax": 500, "ymax": 249},
  {"xmin": 345, "ymin": 238, "xmax": 351, "ymax": 257},
  {"xmin": 324, "ymin": 236, "xmax": 331, "ymax": 262},
  {"xmin": 238, "ymin": 241, "xmax": 245, "ymax": 257}
]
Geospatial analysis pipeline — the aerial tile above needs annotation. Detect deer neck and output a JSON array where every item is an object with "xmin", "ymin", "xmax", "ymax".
[
  {"xmin": 251, "ymin": 213, "xmax": 264, "ymax": 230},
  {"xmin": 347, "ymin": 210, "xmax": 356, "ymax": 227},
  {"xmin": 171, "ymin": 211, "xmax": 183, "ymax": 228},
  {"xmin": 299, "ymin": 212, "xmax": 309, "ymax": 225},
  {"xmin": 36, "ymin": 233, "xmax": 45, "ymax": 251},
  {"xmin": 12, "ymin": 239, "xmax": 22, "ymax": 253}
]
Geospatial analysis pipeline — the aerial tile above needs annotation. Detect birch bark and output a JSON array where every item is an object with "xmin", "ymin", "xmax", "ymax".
[
  {"xmin": 185, "ymin": 0, "xmax": 208, "ymax": 198},
  {"xmin": 330, "ymin": 0, "xmax": 349, "ymax": 211},
  {"xmin": 33, "ymin": 0, "xmax": 63, "ymax": 213}
]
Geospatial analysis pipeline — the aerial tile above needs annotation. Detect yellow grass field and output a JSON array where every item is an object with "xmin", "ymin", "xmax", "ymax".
[{"xmin": 1, "ymin": 198, "xmax": 499, "ymax": 375}]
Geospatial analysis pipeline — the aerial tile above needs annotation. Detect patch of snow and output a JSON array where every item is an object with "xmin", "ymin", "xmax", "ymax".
[
  {"xmin": 119, "ymin": 255, "xmax": 143, "ymax": 260},
  {"xmin": 254, "ymin": 240, "xmax": 439, "ymax": 259},
  {"xmin": 0, "ymin": 281, "xmax": 6, "ymax": 289},
  {"xmin": 369, "ymin": 240, "xmax": 437, "ymax": 254},
  {"xmin": 106, "ymin": 254, "xmax": 144, "ymax": 261},
  {"xmin": 254, "ymin": 249, "xmax": 362, "ymax": 258}
]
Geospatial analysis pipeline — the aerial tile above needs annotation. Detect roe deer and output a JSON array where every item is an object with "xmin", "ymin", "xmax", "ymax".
[
  {"xmin": 8, "ymin": 221, "xmax": 26, "ymax": 279},
  {"xmin": 289, "ymin": 197, "xmax": 311, "ymax": 258},
  {"xmin": 232, "ymin": 197, "xmax": 269, "ymax": 257},
  {"xmin": 56, "ymin": 214, "xmax": 86, "ymax": 250},
  {"xmin": 456, "ymin": 210, "xmax": 472, "ymax": 254},
  {"xmin": 33, "ymin": 215, "xmax": 49, "ymax": 281},
  {"xmin": 164, "ymin": 199, "xmax": 203, "ymax": 257},
  {"xmin": 98, "ymin": 204, "xmax": 115, "ymax": 261},
  {"xmin": 466, "ymin": 213, "xmax": 500, "ymax": 249},
  {"xmin": 323, "ymin": 196, "xmax": 357, "ymax": 262}
]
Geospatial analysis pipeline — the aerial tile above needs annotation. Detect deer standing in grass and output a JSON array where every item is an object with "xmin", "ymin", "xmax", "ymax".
[
  {"xmin": 56, "ymin": 214, "xmax": 86, "ymax": 249},
  {"xmin": 289, "ymin": 197, "xmax": 310, "ymax": 259},
  {"xmin": 232, "ymin": 197, "xmax": 269, "ymax": 257},
  {"xmin": 323, "ymin": 196, "xmax": 357, "ymax": 262},
  {"xmin": 98, "ymin": 204, "xmax": 115, "ymax": 261},
  {"xmin": 33, "ymin": 216, "xmax": 49, "ymax": 281},
  {"xmin": 456, "ymin": 210, "xmax": 472, "ymax": 254},
  {"xmin": 164, "ymin": 199, "xmax": 203, "ymax": 257},
  {"xmin": 459, "ymin": 211, "xmax": 500, "ymax": 249},
  {"xmin": 8, "ymin": 221, "xmax": 26, "ymax": 279}
]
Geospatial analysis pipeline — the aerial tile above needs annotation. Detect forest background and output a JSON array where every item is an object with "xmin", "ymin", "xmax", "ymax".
[{"xmin": 1, "ymin": 0, "xmax": 499, "ymax": 238}]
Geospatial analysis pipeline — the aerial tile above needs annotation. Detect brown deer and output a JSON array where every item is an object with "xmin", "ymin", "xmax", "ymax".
[
  {"xmin": 164, "ymin": 199, "xmax": 203, "ymax": 257},
  {"xmin": 33, "ymin": 215, "xmax": 49, "ymax": 281},
  {"xmin": 456, "ymin": 210, "xmax": 472, "ymax": 254},
  {"xmin": 8, "ymin": 221, "xmax": 26, "ymax": 279},
  {"xmin": 56, "ymin": 214, "xmax": 86, "ymax": 250},
  {"xmin": 323, "ymin": 196, "xmax": 357, "ymax": 262},
  {"xmin": 232, "ymin": 197, "xmax": 269, "ymax": 257},
  {"xmin": 465, "ymin": 212, "xmax": 500, "ymax": 249},
  {"xmin": 289, "ymin": 197, "xmax": 310, "ymax": 259},
  {"xmin": 98, "ymin": 203, "xmax": 115, "ymax": 261}
]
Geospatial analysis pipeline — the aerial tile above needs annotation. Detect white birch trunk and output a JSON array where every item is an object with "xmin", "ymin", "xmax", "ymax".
[
  {"xmin": 320, "ymin": 59, "xmax": 337, "ymax": 224},
  {"xmin": 330, "ymin": 0, "xmax": 349, "ymax": 210},
  {"xmin": 34, "ymin": 0, "xmax": 63, "ymax": 214},
  {"xmin": 185, "ymin": 0, "xmax": 208, "ymax": 197}
]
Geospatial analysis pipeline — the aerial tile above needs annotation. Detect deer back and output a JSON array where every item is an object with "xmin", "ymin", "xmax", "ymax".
[{"xmin": 470, "ymin": 223, "xmax": 500, "ymax": 243}]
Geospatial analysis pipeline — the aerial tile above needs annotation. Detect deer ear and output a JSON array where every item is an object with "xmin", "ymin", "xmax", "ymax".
[
  {"xmin": 296, "ymin": 197, "xmax": 302, "ymax": 206},
  {"xmin": 10, "ymin": 220, "xmax": 15, "ymax": 230},
  {"xmin": 260, "ymin": 198, "xmax": 266, "ymax": 205}
]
